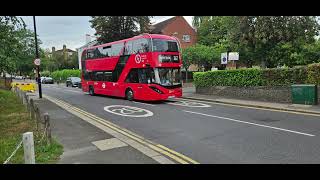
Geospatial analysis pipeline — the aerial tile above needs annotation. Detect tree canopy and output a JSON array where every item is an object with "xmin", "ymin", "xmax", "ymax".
[
  {"xmin": 90, "ymin": 16, "xmax": 152, "ymax": 44},
  {"xmin": 192, "ymin": 16, "xmax": 320, "ymax": 68}
]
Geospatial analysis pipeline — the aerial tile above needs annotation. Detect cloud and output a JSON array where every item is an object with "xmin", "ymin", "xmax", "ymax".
[{"xmin": 21, "ymin": 16, "xmax": 194, "ymax": 51}]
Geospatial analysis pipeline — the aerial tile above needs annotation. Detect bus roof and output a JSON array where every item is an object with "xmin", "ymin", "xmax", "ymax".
[{"xmin": 84, "ymin": 34, "xmax": 178, "ymax": 50}]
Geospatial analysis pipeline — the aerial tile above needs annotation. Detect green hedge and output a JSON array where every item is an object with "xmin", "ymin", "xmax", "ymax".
[
  {"xmin": 194, "ymin": 63, "xmax": 320, "ymax": 87},
  {"xmin": 262, "ymin": 66, "xmax": 307, "ymax": 86},
  {"xmin": 306, "ymin": 63, "xmax": 320, "ymax": 85},
  {"xmin": 51, "ymin": 69, "xmax": 80, "ymax": 81},
  {"xmin": 194, "ymin": 69, "xmax": 262, "ymax": 87}
]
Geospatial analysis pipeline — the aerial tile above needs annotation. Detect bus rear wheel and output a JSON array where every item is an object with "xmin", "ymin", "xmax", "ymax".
[
  {"xmin": 126, "ymin": 89, "xmax": 134, "ymax": 101},
  {"xmin": 89, "ymin": 86, "xmax": 95, "ymax": 96}
]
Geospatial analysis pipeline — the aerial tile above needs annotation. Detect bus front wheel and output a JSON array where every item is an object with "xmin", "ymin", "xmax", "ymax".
[
  {"xmin": 126, "ymin": 89, "xmax": 134, "ymax": 101},
  {"xmin": 89, "ymin": 86, "xmax": 95, "ymax": 96}
]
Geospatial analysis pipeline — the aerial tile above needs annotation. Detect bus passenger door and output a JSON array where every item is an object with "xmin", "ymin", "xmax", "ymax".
[{"xmin": 125, "ymin": 69, "xmax": 141, "ymax": 98}]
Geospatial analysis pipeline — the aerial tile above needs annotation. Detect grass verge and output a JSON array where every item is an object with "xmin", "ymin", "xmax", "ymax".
[{"xmin": 0, "ymin": 89, "xmax": 63, "ymax": 164}]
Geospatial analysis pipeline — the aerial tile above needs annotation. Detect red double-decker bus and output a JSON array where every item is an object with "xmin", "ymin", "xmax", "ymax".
[{"xmin": 80, "ymin": 34, "xmax": 182, "ymax": 101}]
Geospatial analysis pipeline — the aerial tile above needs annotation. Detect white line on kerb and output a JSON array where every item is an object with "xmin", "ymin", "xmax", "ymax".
[{"xmin": 183, "ymin": 110, "xmax": 315, "ymax": 137}]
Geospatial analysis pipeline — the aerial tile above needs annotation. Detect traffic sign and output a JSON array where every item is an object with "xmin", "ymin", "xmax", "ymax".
[
  {"xmin": 34, "ymin": 58, "xmax": 41, "ymax": 66},
  {"xmin": 221, "ymin": 53, "xmax": 228, "ymax": 64},
  {"xmin": 228, "ymin": 52, "xmax": 239, "ymax": 61}
]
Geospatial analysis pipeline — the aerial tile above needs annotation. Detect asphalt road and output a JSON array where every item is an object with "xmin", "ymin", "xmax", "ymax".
[{"xmin": 41, "ymin": 84, "xmax": 320, "ymax": 163}]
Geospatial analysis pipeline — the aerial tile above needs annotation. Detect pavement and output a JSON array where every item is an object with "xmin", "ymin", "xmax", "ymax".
[
  {"xmin": 28, "ymin": 91, "xmax": 159, "ymax": 164},
  {"xmin": 182, "ymin": 86, "xmax": 320, "ymax": 115},
  {"xmin": 33, "ymin": 83, "xmax": 320, "ymax": 164}
]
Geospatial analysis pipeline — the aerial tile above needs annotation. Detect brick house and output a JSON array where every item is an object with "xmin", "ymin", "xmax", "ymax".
[
  {"xmin": 49, "ymin": 45, "xmax": 77, "ymax": 62},
  {"xmin": 150, "ymin": 16, "xmax": 199, "ymax": 73}
]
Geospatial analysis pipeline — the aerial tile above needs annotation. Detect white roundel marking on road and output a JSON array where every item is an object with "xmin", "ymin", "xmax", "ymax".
[
  {"xmin": 104, "ymin": 105, "xmax": 153, "ymax": 117},
  {"xmin": 168, "ymin": 100, "xmax": 211, "ymax": 108}
]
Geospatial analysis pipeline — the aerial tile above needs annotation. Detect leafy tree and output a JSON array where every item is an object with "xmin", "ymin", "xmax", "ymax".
[
  {"xmin": 182, "ymin": 44, "xmax": 221, "ymax": 72},
  {"xmin": 196, "ymin": 16, "xmax": 232, "ymax": 46},
  {"xmin": 90, "ymin": 16, "xmax": 152, "ymax": 44},
  {"xmin": 15, "ymin": 29, "xmax": 43, "ymax": 76},
  {"xmin": 193, "ymin": 16, "xmax": 205, "ymax": 28},
  {"xmin": 197, "ymin": 16, "xmax": 320, "ymax": 68},
  {"xmin": 0, "ymin": 16, "xmax": 25, "ymax": 75}
]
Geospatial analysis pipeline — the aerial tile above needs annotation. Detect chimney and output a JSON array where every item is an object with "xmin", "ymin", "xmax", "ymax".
[
  {"xmin": 51, "ymin": 47, "xmax": 55, "ymax": 57},
  {"xmin": 86, "ymin": 34, "xmax": 91, "ymax": 44},
  {"xmin": 63, "ymin": 45, "xmax": 67, "ymax": 60}
]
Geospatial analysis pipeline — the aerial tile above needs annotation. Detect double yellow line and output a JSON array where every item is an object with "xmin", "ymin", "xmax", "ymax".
[{"xmin": 44, "ymin": 95, "xmax": 199, "ymax": 164}]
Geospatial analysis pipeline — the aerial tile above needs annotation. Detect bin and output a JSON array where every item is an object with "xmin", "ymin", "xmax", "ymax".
[{"xmin": 291, "ymin": 84, "xmax": 317, "ymax": 105}]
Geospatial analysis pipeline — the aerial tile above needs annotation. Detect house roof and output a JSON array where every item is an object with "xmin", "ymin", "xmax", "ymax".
[
  {"xmin": 55, "ymin": 49, "xmax": 76, "ymax": 53},
  {"xmin": 150, "ymin": 16, "xmax": 177, "ymax": 34}
]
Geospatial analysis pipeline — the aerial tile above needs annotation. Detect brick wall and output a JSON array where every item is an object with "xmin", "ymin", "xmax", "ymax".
[{"xmin": 196, "ymin": 86, "xmax": 320, "ymax": 105}]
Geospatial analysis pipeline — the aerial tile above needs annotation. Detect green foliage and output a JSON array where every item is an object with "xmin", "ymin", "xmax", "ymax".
[
  {"xmin": 194, "ymin": 65, "xmax": 318, "ymax": 87},
  {"xmin": 0, "ymin": 16, "xmax": 44, "ymax": 76},
  {"xmin": 41, "ymin": 70, "xmax": 51, "ymax": 77},
  {"xmin": 0, "ymin": 89, "xmax": 63, "ymax": 164},
  {"xmin": 90, "ymin": 16, "xmax": 152, "ymax": 44},
  {"xmin": 306, "ymin": 63, "xmax": 320, "ymax": 85},
  {"xmin": 262, "ymin": 66, "xmax": 307, "ymax": 86},
  {"xmin": 51, "ymin": 69, "xmax": 81, "ymax": 81},
  {"xmin": 194, "ymin": 68, "xmax": 263, "ymax": 87},
  {"xmin": 0, "ymin": 16, "xmax": 26, "ymax": 73},
  {"xmin": 196, "ymin": 16, "xmax": 320, "ymax": 68},
  {"xmin": 182, "ymin": 44, "xmax": 222, "ymax": 71},
  {"xmin": 42, "ymin": 51, "xmax": 78, "ymax": 72}
]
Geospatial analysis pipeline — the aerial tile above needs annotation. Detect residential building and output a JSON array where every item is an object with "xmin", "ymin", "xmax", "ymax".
[
  {"xmin": 149, "ymin": 16, "xmax": 197, "ymax": 48},
  {"xmin": 49, "ymin": 45, "xmax": 77, "ymax": 59},
  {"xmin": 150, "ymin": 16, "xmax": 199, "ymax": 74}
]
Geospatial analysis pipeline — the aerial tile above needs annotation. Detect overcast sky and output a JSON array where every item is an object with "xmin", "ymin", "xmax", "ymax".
[{"xmin": 21, "ymin": 16, "xmax": 193, "ymax": 51}]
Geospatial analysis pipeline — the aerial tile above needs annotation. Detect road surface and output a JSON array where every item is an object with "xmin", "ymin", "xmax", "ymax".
[{"xmin": 41, "ymin": 83, "xmax": 320, "ymax": 163}]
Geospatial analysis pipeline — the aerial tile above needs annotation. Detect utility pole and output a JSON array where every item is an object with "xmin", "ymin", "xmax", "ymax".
[{"xmin": 33, "ymin": 16, "xmax": 42, "ymax": 98}]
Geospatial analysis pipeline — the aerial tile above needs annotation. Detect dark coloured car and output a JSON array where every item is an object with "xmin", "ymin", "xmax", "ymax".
[{"xmin": 66, "ymin": 77, "xmax": 81, "ymax": 87}]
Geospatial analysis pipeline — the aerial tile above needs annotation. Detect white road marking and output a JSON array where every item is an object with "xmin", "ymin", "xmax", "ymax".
[
  {"xmin": 180, "ymin": 98, "xmax": 320, "ymax": 117},
  {"xmin": 168, "ymin": 100, "xmax": 211, "ymax": 107},
  {"xmin": 132, "ymin": 101, "xmax": 156, "ymax": 107},
  {"xmin": 104, "ymin": 105, "xmax": 154, "ymax": 117},
  {"xmin": 183, "ymin": 110, "xmax": 315, "ymax": 137}
]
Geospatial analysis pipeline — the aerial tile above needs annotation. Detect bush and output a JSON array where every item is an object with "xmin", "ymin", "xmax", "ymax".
[
  {"xmin": 306, "ymin": 63, "xmax": 320, "ymax": 85},
  {"xmin": 51, "ymin": 69, "xmax": 80, "ymax": 81},
  {"xmin": 262, "ymin": 66, "xmax": 307, "ymax": 86},
  {"xmin": 41, "ymin": 70, "xmax": 51, "ymax": 77},
  {"xmin": 193, "ymin": 65, "xmax": 314, "ymax": 87},
  {"xmin": 193, "ymin": 68, "xmax": 263, "ymax": 87}
]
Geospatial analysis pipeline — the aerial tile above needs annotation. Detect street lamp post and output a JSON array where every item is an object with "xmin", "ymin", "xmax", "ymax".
[{"xmin": 33, "ymin": 16, "xmax": 42, "ymax": 98}]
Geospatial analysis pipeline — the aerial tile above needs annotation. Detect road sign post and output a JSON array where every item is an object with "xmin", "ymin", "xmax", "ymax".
[{"xmin": 33, "ymin": 16, "xmax": 42, "ymax": 99}]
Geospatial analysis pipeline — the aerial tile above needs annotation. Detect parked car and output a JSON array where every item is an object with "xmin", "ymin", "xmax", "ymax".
[
  {"xmin": 15, "ymin": 76, "xmax": 23, "ymax": 80},
  {"xmin": 41, "ymin": 77, "xmax": 54, "ymax": 84},
  {"xmin": 66, "ymin": 77, "xmax": 81, "ymax": 87}
]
